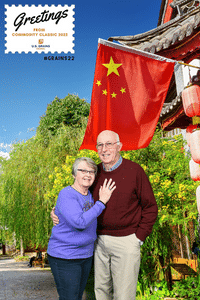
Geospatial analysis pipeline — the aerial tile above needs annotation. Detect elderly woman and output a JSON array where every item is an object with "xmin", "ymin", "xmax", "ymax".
[{"xmin": 47, "ymin": 157, "xmax": 116, "ymax": 300}]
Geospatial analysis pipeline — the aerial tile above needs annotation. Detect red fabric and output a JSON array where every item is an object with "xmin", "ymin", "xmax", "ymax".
[
  {"xmin": 163, "ymin": 0, "xmax": 173, "ymax": 24},
  {"xmin": 80, "ymin": 41, "xmax": 175, "ymax": 151}
]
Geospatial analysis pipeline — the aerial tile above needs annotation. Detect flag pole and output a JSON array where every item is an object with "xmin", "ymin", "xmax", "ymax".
[
  {"xmin": 102, "ymin": 39, "xmax": 200, "ymax": 70},
  {"xmin": 178, "ymin": 61, "xmax": 200, "ymax": 70}
]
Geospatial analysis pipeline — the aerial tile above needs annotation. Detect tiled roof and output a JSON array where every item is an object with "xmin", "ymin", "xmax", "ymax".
[
  {"xmin": 160, "ymin": 94, "xmax": 182, "ymax": 117},
  {"xmin": 108, "ymin": 6, "xmax": 200, "ymax": 130},
  {"xmin": 108, "ymin": 8, "xmax": 200, "ymax": 55}
]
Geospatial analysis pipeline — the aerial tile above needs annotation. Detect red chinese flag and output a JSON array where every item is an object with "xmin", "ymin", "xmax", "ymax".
[{"xmin": 80, "ymin": 39, "xmax": 175, "ymax": 151}]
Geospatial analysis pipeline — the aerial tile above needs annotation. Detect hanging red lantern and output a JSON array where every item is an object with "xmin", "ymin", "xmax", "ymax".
[
  {"xmin": 182, "ymin": 85, "xmax": 200, "ymax": 117},
  {"xmin": 186, "ymin": 124, "xmax": 198, "ymax": 147},
  {"xmin": 196, "ymin": 186, "xmax": 200, "ymax": 215},
  {"xmin": 186, "ymin": 130, "xmax": 191, "ymax": 147},
  {"xmin": 190, "ymin": 129, "xmax": 200, "ymax": 163},
  {"xmin": 189, "ymin": 158, "xmax": 200, "ymax": 181}
]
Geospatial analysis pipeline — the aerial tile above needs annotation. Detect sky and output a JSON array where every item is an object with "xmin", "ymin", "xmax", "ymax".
[{"xmin": 0, "ymin": 0, "xmax": 161, "ymax": 158}]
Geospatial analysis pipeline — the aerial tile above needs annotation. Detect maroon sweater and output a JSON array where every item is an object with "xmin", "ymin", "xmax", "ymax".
[{"xmin": 91, "ymin": 158, "xmax": 158, "ymax": 241}]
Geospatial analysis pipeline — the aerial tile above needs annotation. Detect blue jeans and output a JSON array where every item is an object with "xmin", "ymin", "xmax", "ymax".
[{"xmin": 48, "ymin": 254, "xmax": 93, "ymax": 300}]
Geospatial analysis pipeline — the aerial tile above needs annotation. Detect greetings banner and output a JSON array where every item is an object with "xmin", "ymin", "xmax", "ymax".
[{"xmin": 5, "ymin": 4, "xmax": 74, "ymax": 53}]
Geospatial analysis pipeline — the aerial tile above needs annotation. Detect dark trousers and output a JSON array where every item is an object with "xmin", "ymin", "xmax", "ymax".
[{"xmin": 48, "ymin": 254, "xmax": 93, "ymax": 300}]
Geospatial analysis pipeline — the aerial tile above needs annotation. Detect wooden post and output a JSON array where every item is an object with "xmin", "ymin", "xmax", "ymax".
[
  {"xmin": 184, "ymin": 213, "xmax": 191, "ymax": 260},
  {"xmin": 2, "ymin": 245, "xmax": 6, "ymax": 255},
  {"xmin": 178, "ymin": 224, "xmax": 184, "ymax": 258}
]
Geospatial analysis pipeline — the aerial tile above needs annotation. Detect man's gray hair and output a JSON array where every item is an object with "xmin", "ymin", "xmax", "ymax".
[
  {"xmin": 97, "ymin": 130, "xmax": 120, "ymax": 143},
  {"xmin": 72, "ymin": 157, "xmax": 97, "ymax": 176}
]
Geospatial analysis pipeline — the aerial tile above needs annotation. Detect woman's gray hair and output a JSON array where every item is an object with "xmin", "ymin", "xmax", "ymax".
[{"xmin": 72, "ymin": 157, "xmax": 97, "ymax": 176}]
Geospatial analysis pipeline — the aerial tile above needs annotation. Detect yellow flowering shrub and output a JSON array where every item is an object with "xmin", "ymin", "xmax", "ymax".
[{"xmin": 44, "ymin": 150, "xmax": 101, "ymax": 203}]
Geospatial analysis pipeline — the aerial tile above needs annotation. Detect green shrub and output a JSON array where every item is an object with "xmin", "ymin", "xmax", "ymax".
[
  {"xmin": 173, "ymin": 276, "xmax": 200, "ymax": 299},
  {"xmin": 14, "ymin": 255, "xmax": 29, "ymax": 262},
  {"xmin": 37, "ymin": 94, "xmax": 90, "ymax": 145}
]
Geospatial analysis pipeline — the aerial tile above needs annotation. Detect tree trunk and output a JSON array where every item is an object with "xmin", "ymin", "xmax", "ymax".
[
  {"xmin": 178, "ymin": 224, "xmax": 184, "ymax": 258},
  {"xmin": 159, "ymin": 255, "xmax": 173, "ymax": 291},
  {"xmin": 165, "ymin": 264, "xmax": 173, "ymax": 291},
  {"xmin": 20, "ymin": 238, "xmax": 24, "ymax": 256}
]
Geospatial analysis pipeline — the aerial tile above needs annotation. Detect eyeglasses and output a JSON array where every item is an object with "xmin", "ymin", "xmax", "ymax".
[
  {"xmin": 96, "ymin": 142, "xmax": 119, "ymax": 150},
  {"xmin": 77, "ymin": 169, "xmax": 96, "ymax": 175}
]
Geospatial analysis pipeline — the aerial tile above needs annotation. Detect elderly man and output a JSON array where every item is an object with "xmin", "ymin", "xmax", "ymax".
[{"xmin": 52, "ymin": 130, "xmax": 158, "ymax": 300}]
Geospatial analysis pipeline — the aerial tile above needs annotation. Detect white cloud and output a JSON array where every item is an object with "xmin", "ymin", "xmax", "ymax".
[
  {"xmin": 0, "ymin": 151, "xmax": 10, "ymax": 159},
  {"xmin": 0, "ymin": 143, "xmax": 11, "ymax": 150},
  {"xmin": 0, "ymin": 143, "xmax": 12, "ymax": 159},
  {"xmin": 27, "ymin": 127, "xmax": 35, "ymax": 132}
]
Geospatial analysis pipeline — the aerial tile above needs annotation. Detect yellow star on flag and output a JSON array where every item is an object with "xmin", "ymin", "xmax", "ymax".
[
  {"xmin": 111, "ymin": 92, "xmax": 117, "ymax": 98},
  {"xmin": 96, "ymin": 80, "xmax": 102, "ymax": 86},
  {"xmin": 120, "ymin": 87, "xmax": 126, "ymax": 94},
  {"xmin": 102, "ymin": 89, "xmax": 108, "ymax": 95},
  {"xmin": 102, "ymin": 57, "xmax": 122, "ymax": 76}
]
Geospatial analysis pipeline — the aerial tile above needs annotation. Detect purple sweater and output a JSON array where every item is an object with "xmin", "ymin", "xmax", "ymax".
[{"xmin": 47, "ymin": 186, "xmax": 105, "ymax": 259}]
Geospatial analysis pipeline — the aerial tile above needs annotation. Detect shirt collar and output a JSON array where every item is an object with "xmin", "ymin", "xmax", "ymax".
[{"xmin": 102, "ymin": 156, "xmax": 123, "ymax": 172}]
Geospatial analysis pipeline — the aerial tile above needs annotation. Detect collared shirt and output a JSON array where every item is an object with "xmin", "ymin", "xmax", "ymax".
[{"xmin": 102, "ymin": 155, "xmax": 123, "ymax": 172}]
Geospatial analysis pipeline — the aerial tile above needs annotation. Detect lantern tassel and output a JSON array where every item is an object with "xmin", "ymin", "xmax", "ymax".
[{"xmin": 193, "ymin": 116, "xmax": 200, "ymax": 125}]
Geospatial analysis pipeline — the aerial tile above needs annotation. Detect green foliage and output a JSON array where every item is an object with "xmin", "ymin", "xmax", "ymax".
[
  {"xmin": 172, "ymin": 276, "xmax": 200, "ymax": 299},
  {"xmin": 45, "ymin": 149, "xmax": 100, "ymax": 202},
  {"xmin": 137, "ymin": 280, "xmax": 172, "ymax": 299},
  {"xmin": 0, "ymin": 122, "xmax": 87, "ymax": 249},
  {"xmin": 37, "ymin": 94, "xmax": 90, "ymax": 144},
  {"xmin": 14, "ymin": 255, "xmax": 29, "ymax": 262},
  {"xmin": 0, "ymin": 93, "xmax": 89, "ymax": 250},
  {"xmin": 136, "ymin": 275, "xmax": 200, "ymax": 299}
]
